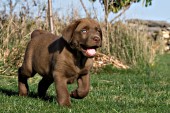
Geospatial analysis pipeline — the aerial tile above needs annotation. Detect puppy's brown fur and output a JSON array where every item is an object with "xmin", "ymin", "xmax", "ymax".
[{"xmin": 18, "ymin": 18, "xmax": 102, "ymax": 106}]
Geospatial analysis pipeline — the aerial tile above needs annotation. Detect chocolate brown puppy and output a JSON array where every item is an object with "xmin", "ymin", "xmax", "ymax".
[{"xmin": 18, "ymin": 18, "xmax": 102, "ymax": 106}]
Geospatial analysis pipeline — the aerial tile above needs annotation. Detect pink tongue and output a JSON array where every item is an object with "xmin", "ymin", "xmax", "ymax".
[{"xmin": 86, "ymin": 49, "xmax": 96, "ymax": 57}]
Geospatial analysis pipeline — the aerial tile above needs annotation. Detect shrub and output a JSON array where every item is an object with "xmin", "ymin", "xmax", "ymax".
[{"xmin": 108, "ymin": 21, "xmax": 161, "ymax": 68}]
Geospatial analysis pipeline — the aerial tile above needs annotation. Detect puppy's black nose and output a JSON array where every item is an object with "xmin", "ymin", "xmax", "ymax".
[{"xmin": 92, "ymin": 35, "xmax": 100, "ymax": 42}]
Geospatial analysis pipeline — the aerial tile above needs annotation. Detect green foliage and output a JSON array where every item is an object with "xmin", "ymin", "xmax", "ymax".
[
  {"xmin": 90, "ymin": 0, "xmax": 152, "ymax": 13},
  {"xmin": 145, "ymin": 0, "xmax": 152, "ymax": 6}
]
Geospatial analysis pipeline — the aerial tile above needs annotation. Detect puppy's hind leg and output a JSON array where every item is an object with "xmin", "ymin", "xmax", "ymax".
[
  {"xmin": 18, "ymin": 67, "xmax": 36, "ymax": 96},
  {"xmin": 38, "ymin": 77, "xmax": 53, "ymax": 98}
]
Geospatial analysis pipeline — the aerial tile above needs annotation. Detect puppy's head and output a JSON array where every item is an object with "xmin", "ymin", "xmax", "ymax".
[{"xmin": 62, "ymin": 18, "xmax": 102, "ymax": 57}]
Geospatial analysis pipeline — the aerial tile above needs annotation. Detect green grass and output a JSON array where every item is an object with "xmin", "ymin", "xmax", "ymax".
[{"xmin": 0, "ymin": 54, "xmax": 170, "ymax": 113}]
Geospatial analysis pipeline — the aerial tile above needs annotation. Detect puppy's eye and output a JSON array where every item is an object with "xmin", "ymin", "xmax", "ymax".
[
  {"xmin": 81, "ymin": 29, "xmax": 87, "ymax": 33},
  {"xmin": 96, "ymin": 28, "xmax": 101, "ymax": 33}
]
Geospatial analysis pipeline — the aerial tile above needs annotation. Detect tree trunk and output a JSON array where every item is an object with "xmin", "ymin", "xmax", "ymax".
[
  {"xmin": 48, "ymin": 0, "xmax": 54, "ymax": 33},
  {"xmin": 103, "ymin": 0, "xmax": 110, "ymax": 55}
]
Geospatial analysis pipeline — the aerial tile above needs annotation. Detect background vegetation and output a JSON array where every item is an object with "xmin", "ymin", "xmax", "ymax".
[{"xmin": 0, "ymin": 0, "xmax": 158, "ymax": 75}]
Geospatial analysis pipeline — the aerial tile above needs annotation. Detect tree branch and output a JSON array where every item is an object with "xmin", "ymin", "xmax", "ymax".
[
  {"xmin": 92, "ymin": 2, "xmax": 98, "ymax": 19},
  {"xmin": 110, "ymin": 5, "xmax": 130, "ymax": 23},
  {"xmin": 79, "ymin": 0, "xmax": 90, "ymax": 18}
]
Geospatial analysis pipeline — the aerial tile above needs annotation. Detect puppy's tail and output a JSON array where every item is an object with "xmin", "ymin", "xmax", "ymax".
[{"xmin": 31, "ymin": 30, "xmax": 49, "ymax": 39}]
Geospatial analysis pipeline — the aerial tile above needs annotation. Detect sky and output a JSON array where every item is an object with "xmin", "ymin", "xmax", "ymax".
[
  {"xmin": 0, "ymin": 0, "xmax": 170, "ymax": 23},
  {"xmin": 54, "ymin": 0, "xmax": 170, "ymax": 23}
]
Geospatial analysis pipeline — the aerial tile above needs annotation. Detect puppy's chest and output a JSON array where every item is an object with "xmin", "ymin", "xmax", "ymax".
[{"xmin": 64, "ymin": 58, "xmax": 93, "ymax": 77}]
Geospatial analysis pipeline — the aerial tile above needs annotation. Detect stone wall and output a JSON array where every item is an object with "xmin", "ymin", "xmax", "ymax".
[
  {"xmin": 126, "ymin": 19, "xmax": 170, "ymax": 53},
  {"xmin": 162, "ymin": 30, "xmax": 170, "ymax": 51}
]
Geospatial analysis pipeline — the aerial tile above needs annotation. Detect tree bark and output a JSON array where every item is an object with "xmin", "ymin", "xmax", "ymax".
[
  {"xmin": 103, "ymin": 0, "xmax": 110, "ymax": 55},
  {"xmin": 48, "ymin": 0, "xmax": 54, "ymax": 33}
]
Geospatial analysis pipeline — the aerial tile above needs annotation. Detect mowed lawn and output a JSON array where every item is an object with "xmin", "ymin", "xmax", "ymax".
[{"xmin": 0, "ymin": 54, "xmax": 170, "ymax": 113}]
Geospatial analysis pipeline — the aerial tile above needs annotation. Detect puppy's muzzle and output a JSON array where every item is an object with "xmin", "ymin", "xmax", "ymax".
[{"xmin": 91, "ymin": 35, "xmax": 101, "ymax": 43}]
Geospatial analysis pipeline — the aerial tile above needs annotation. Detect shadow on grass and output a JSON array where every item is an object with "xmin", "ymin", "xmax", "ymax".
[
  {"xmin": 0, "ymin": 88, "xmax": 55, "ymax": 102},
  {"xmin": 0, "ymin": 88, "xmax": 18, "ymax": 96}
]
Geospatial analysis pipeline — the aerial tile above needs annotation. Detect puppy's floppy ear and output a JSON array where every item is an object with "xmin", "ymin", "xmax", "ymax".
[{"xmin": 62, "ymin": 20, "xmax": 80, "ymax": 43}]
